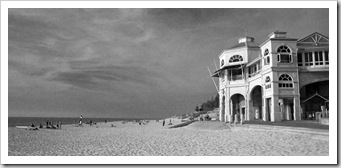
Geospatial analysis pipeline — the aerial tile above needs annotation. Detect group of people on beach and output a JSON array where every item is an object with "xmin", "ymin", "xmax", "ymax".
[
  {"xmin": 45, "ymin": 120, "xmax": 62, "ymax": 129},
  {"xmin": 30, "ymin": 120, "xmax": 62, "ymax": 129},
  {"xmin": 136, "ymin": 120, "xmax": 149, "ymax": 125}
]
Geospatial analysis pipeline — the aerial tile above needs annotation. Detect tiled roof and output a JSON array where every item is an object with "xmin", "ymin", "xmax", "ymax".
[
  {"xmin": 211, "ymin": 64, "xmax": 245, "ymax": 77},
  {"xmin": 227, "ymin": 41, "xmax": 259, "ymax": 50}
]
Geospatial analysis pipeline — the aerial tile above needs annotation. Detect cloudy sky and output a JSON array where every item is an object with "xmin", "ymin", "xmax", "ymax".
[{"xmin": 8, "ymin": 8, "xmax": 328, "ymax": 118}]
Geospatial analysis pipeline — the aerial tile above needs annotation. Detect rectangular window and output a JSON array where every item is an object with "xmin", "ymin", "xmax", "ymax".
[
  {"xmin": 279, "ymin": 54, "xmax": 291, "ymax": 63},
  {"xmin": 265, "ymin": 84, "xmax": 271, "ymax": 89},
  {"xmin": 248, "ymin": 67, "xmax": 252, "ymax": 78},
  {"xmin": 309, "ymin": 52, "xmax": 313, "ymax": 65},
  {"xmin": 297, "ymin": 53, "xmax": 302, "ymax": 66},
  {"xmin": 279, "ymin": 83, "xmax": 293, "ymax": 88},
  {"xmin": 305, "ymin": 53, "xmax": 309, "ymax": 66},
  {"xmin": 248, "ymin": 64, "xmax": 260, "ymax": 78},
  {"xmin": 319, "ymin": 51, "xmax": 323, "ymax": 64},
  {"xmin": 305, "ymin": 52, "xmax": 313, "ymax": 66},
  {"xmin": 267, "ymin": 56, "xmax": 270, "ymax": 64},
  {"xmin": 314, "ymin": 52, "xmax": 318, "ymax": 65},
  {"xmin": 315, "ymin": 51, "xmax": 323, "ymax": 65},
  {"xmin": 231, "ymin": 69, "xmax": 243, "ymax": 81},
  {"xmin": 264, "ymin": 56, "xmax": 270, "ymax": 65},
  {"xmin": 325, "ymin": 51, "xmax": 329, "ymax": 65}
]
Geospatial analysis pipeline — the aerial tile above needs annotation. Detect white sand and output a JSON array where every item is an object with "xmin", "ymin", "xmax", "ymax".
[{"xmin": 8, "ymin": 120, "xmax": 328, "ymax": 156}]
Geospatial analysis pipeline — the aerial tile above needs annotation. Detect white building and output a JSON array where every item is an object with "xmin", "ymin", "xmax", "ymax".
[{"xmin": 212, "ymin": 31, "xmax": 329, "ymax": 122}]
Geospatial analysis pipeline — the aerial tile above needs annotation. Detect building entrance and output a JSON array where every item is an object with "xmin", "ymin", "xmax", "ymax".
[
  {"xmin": 250, "ymin": 86, "xmax": 262, "ymax": 120},
  {"xmin": 230, "ymin": 94, "xmax": 245, "ymax": 122},
  {"xmin": 279, "ymin": 98, "xmax": 294, "ymax": 120},
  {"xmin": 300, "ymin": 81, "xmax": 329, "ymax": 120}
]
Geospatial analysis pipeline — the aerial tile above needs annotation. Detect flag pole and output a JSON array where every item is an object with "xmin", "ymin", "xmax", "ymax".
[
  {"xmin": 213, "ymin": 59, "xmax": 218, "ymax": 70},
  {"xmin": 207, "ymin": 66, "xmax": 219, "ymax": 93}
]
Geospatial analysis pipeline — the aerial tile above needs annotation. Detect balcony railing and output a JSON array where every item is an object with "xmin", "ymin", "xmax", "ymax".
[
  {"xmin": 228, "ymin": 74, "xmax": 243, "ymax": 81},
  {"xmin": 248, "ymin": 70, "xmax": 261, "ymax": 78}
]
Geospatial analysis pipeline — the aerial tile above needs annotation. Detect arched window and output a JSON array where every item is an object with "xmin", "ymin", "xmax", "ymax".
[
  {"xmin": 265, "ymin": 76, "xmax": 271, "ymax": 83},
  {"xmin": 277, "ymin": 45, "xmax": 292, "ymax": 63},
  {"xmin": 277, "ymin": 46, "xmax": 291, "ymax": 53},
  {"xmin": 229, "ymin": 55, "xmax": 243, "ymax": 63},
  {"xmin": 263, "ymin": 49, "xmax": 270, "ymax": 65},
  {"xmin": 278, "ymin": 74, "xmax": 293, "ymax": 88},
  {"xmin": 265, "ymin": 76, "xmax": 271, "ymax": 89},
  {"xmin": 264, "ymin": 49, "xmax": 269, "ymax": 56}
]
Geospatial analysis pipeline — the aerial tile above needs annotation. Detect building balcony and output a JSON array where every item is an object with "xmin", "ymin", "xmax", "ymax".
[
  {"xmin": 228, "ymin": 74, "xmax": 243, "ymax": 81},
  {"xmin": 248, "ymin": 70, "xmax": 261, "ymax": 78}
]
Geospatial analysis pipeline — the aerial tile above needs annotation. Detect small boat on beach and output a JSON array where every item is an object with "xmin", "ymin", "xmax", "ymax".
[{"xmin": 16, "ymin": 126, "xmax": 39, "ymax": 130}]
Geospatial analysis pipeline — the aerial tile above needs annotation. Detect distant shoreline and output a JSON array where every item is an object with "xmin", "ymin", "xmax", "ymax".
[{"xmin": 8, "ymin": 117, "xmax": 164, "ymax": 127}]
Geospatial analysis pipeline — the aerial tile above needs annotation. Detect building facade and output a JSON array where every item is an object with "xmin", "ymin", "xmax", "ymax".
[{"xmin": 212, "ymin": 31, "xmax": 329, "ymax": 122}]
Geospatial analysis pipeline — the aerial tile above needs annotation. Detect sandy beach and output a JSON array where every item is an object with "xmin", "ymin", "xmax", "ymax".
[{"xmin": 8, "ymin": 119, "xmax": 328, "ymax": 156}]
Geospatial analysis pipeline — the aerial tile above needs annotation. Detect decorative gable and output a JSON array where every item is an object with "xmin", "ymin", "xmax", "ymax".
[{"xmin": 297, "ymin": 32, "xmax": 329, "ymax": 47}]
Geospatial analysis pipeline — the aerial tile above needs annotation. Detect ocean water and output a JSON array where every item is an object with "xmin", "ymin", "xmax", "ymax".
[{"xmin": 8, "ymin": 117, "xmax": 159, "ymax": 127}]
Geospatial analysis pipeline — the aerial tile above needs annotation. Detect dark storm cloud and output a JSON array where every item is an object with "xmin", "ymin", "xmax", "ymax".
[
  {"xmin": 8, "ymin": 10, "xmax": 86, "ymax": 45},
  {"xmin": 146, "ymin": 8, "xmax": 261, "ymax": 29},
  {"xmin": 8, "ymin": 9, "xmax": 89, "ymax": 75},
  {"xmin": 147, "ymin": 9, "xmax": 224, "ymax": 26},
  {"xmin": 115, "ymin": 22, "xmax": 146, "ymax": 39},
  {"xmin": 9, "ymin": 59, "xmax": 51, "ymax": 77},
  {"xmin": 50, "ymin": 65, "xmax": 160, "ymax": 90}
]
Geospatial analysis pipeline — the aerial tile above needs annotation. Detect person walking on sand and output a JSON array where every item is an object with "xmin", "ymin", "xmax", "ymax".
[
  {"xmin": 79, "ymin": 115, "xmax": 83, "ymax": 126},
  {"xmin": 162, "ymin": 120, "xmax": 165, "ymax": 126}
]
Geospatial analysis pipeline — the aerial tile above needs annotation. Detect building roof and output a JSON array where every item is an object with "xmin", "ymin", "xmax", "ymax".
[
  {"xmin": 297, "ymin": 32, "xmax": 329, "ymax": 43},
  {"xmin": 227, "ymin": 41, "xmax": 259, "ymax": 50},
  {"xmin": 212, "ymin": 64, "xmax": 245, "ymax": 77},
  {"xmin": 297, "ymin": 32, "xmax": 329, "ymax": 48},
  {"xmin": 246, "ymin": 56, "xmax": 261, "ymax": 67}
]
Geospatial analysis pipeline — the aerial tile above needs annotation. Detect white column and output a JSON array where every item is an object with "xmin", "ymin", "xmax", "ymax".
[
  {"xmin": 302, "ymin": 52, "xmax": 305, "ymax": 66},
  {"xmin": 219, "ymin": 91, "xmax": 224, "ymax": 121},
  {"xmin": 294, "ymin": 96, "xmax": 301, "ymax": 120},
  {"xmin": 225, "ymin": 88, "xmax": 230, "ymax": 123},
  {"xmin": 322, "ymin": 50, "xmax": 326, "ymax": 66},
  {"xmin": 272, "ymin": 95, "xmax": 281, "ymax": 122},
  {"xmin": 263, "ymin": 97, "xmax": 267, "ymax": 121},
  {"xmin": 312, "ymin": 52, "xmax": 315, "ymax": 67}
]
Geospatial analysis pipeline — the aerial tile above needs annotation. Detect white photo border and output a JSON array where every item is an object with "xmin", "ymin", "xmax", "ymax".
[{"xmin": 1, "ymin": 1, "xmax": 337, "ymax": 165}]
